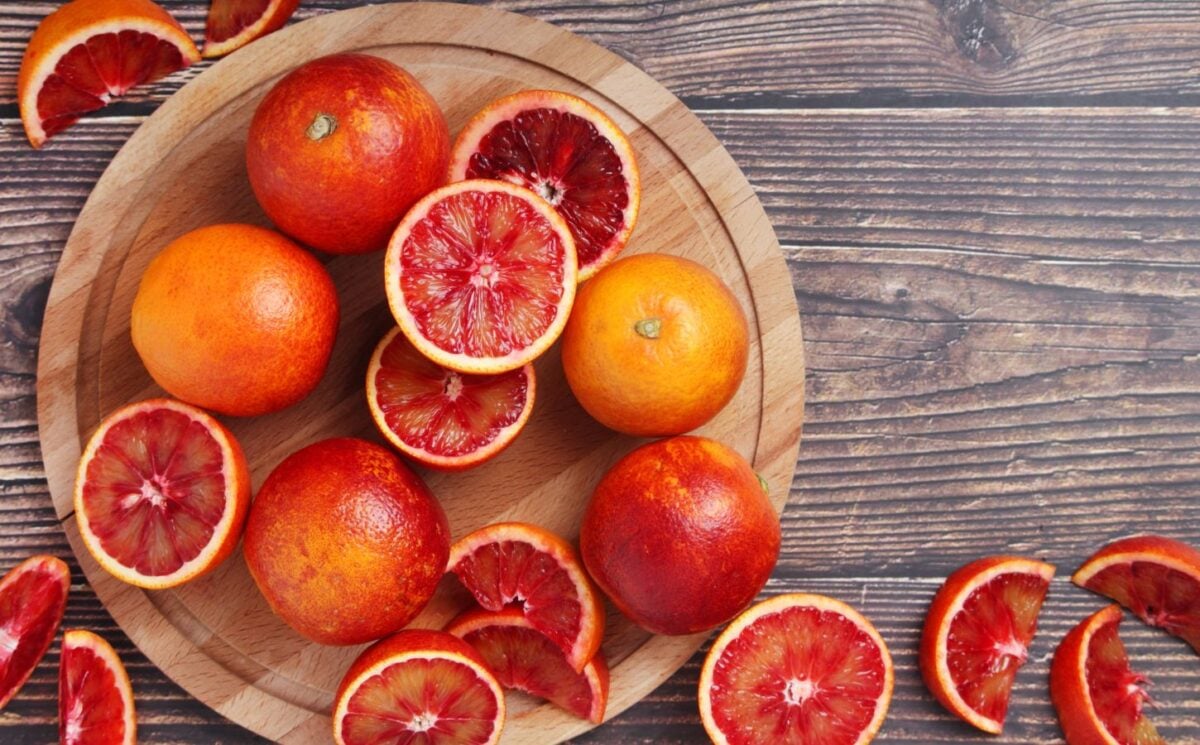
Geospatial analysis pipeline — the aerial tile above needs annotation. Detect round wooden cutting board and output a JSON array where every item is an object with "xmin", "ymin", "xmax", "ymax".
[{"xmin": 35, "ymin": 4, "xmax": 804, "ymax": 743}]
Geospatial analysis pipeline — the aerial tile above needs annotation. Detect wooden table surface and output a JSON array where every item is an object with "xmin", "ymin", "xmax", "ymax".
[{"xmin": 3, "ymin": 1, "xmax": 1200, "ymax": 743}]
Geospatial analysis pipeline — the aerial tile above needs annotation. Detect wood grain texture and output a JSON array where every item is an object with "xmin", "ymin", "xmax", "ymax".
[{"xmin": 5, "ymin": 0, "xmax": 1200, "ymax": 110}]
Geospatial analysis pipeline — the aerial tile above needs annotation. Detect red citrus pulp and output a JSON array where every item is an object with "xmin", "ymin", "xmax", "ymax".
[
  {"xmin": 0, "ymin": 556, "xmax": 70, "ymax": 710},
  {"xmin": 59, "ymin": 629, "xmax": 136, "ymax": 745},
  {"xmin": 203, "ymin": 0, "xmax": 299, "ymax": 58}
]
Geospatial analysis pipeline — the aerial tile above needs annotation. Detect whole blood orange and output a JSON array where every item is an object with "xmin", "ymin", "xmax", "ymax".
[
  {"xmin": 246, "ymin": 53, "xmax": 450, "ymax": 254},
  {"xmin": 580, "ymin": 435, "xmax": 779, "ymax": 635},
  {"xmin": 243, "ymin": 437, "xmax": 450, "ymax": 645},
  {"xmin": 130, "ymin": 224, "xmax": 339, "ymax": 417},
  {"xmin": 561, "ymin": 253, "xmax": 749, "ymax": 437}
]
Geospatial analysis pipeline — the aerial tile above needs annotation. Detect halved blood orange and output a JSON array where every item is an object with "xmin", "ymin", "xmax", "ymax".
[
  {"xmin": 446, "ymin": 607, "xmax": 609, "ymax": 724},
  {"xmin": 203, "ymin": 0, "xmax": 299, "ymax": 58},
  {"xmin": 448, "ymin": 522, "xmax": 603, "ymax": 673},
  {"xmin": 699, "ymin": 593, "xmax": 894, "ymax": 745},
  {"xmin": 919, "ymin": 556, "xmax": 1055, "ymax": 734},
  {"xmin": 448, "ymin": 90, "xmax": 640, "ymax": 281},
  {"xmin": 1050, "ymin": 605, "xmax": 1164, "ymax": 745},
  {"xmin": 367, "ymin": 327, "xmax": 536, "ymax": 471},
  {"xmin": 17, "ymin": 0, "xmax": 200, "ymax": 148},
  {"xmin": 1074, "ymin": 534, "xmax": 1200, "ymax": 653},
  {"xmin": 73, "ymin": 398, "xmax": 251, "ymax": 590},
  {"xmin": 59, "ymin": 629, "xmax": 136, "ymax": 745},
  {"xmin": 333, "ymin": 629, "xmax": 505, "ymax": 745},
  {"xmin": 385, "ymin": 179, "xmax": 578, "ymax": 374},
  {"xmin": 0, "ymin": 556, "xmax": 70, "ymax": 710}
]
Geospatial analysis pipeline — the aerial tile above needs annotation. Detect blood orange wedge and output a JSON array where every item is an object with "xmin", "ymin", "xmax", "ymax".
[
  {"xmin": 385, "ymin": 179, "xmax": 577, "ymax": 374},
  {"xmin": 17, "ymin": 0, "xmax": 200, "ymax": 148},
  {"xmin": 446, "ymin": 607, "xmax": 609, "ymax": 724},
  {"xmin": 59, "ymin": 629, "xmax": 135, "ymax": 745},
  {"xmin": 0, "ymin": 556, "xmax": 70, "ymax": 710},
  {"xmin": 367, "ymin": 327, "xmax": 536, "ymax": 471},
  {"xmin": 448, "ymin": 90, "xmax": 640, "ymax": 281},
  {"xmin": 1050, "ymin": 605, "xmax": 1164, "ymax": 745},
  {"xmin": 448, "ymin": 522, "xmax": 603, "ymax": 673},
  {"xmin": 1074, "ymin": 534, "xmax": 1200, "ymax": 653},
  {"xmin": 73, "ymin": 398, "xmax": 251, "ymax": 590},
  {"xmin": 699, "ymin": 593, "xmax": 894, "ymax": 745},
  {"xmin": 919, "ymin": 556, "xmax": 1055, "ymax": 734},
  {"xmin": 333, "ymin": 629, "xmax": 505, "ymax": 745},
  {"xmin": 202, "ymin": 0, "xmax": 299, "ymax": 58}
]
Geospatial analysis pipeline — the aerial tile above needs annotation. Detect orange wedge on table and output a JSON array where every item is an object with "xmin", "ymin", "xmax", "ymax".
[
  {"xmin": 0, "ymin": 556, "xmax": 70, "ymax": 711},
  {"xmin": 59, "ymin": 629, "xmax": 136, "ymax": 745},
  {"xmin": 203, "ymin": 0, "xmax": 299, "ymax": 58},
  {"xmin": 18, "ymin": 0, "xmax": 200, "ymax": 148}
]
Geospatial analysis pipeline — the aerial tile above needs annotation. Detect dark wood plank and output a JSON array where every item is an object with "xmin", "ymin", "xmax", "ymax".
[{"xmin": 4, "ymin": 0, "xmax": 1200, "ymax": 111}]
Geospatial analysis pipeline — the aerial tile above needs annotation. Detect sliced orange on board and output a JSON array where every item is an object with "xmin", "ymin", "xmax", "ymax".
[
  {"xmin": 59, "ymin": 629, "xmax": 136, "ymax": 745},
  {"xmin": 0, "ymin": 556, "xmax": 70, "ymax": 710},
  {"xmin": 74, "ymin": 398, "xmax": 251, "ymax": 590},
  {"xmin": 448, "ymin": 522, "xmax": 603, "ymax": 673},
  {"xmin": 1074, "ymin": 534, "xmax": 1200, "ymax": 654},
  {"xmin": 449, "ymin": 90, "xmax": 640, "ymax": 281},
  {"xmin": 333, "ymin": 629, "xmax": 505, "ymax": 745},
  {"xmin": 18, "ymin": 0, "xmax": 200, "ymax": 148},
  {"xmin": 699, "ymin": 593, "xmax": 894, "ymax": 745},
  {"xmin": 385, "ymin": 180, "xmax": 578, "ymax": 374},
  {"xmin": 203, "ymin": 0, "xmax": 299, "ymax": 58},
  {"xmin": 367, "ymin": 327, "xmax": 536, "ymax": 471},
  {"xmin": 919, "ymin": 556, "xmax": 1055, "ymax": 734},
  {"xmin": 447, "ymin": 607, "xmax": 609, "ymax": 724},
  {"xmin": 1050, "ymin": 605, "xmax": 1164, "ymax": 745}
]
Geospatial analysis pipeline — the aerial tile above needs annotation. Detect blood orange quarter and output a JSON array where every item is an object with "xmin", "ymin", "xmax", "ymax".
[
  {"xmin": 59, "ymin": 629, "xmax": 136, "ymax": 745},
  {"xmin": 0, "ymin": 555, "xmax": 70, "ymax": 711},
  {"xmin": 919, "ymin": 556, "xmax": 1055, "ymax": 734},
  {"xmin": 203, "ymin": 0, "xmax": 300, "ymax": 58}
]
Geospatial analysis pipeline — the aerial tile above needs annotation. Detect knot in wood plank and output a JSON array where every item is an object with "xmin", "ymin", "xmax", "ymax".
[{"xmin": 931, "ymin": 0, "xmax": 1018, "ymax": 68}]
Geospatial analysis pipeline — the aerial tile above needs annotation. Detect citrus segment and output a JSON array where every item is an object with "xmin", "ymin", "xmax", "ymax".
[
  {"xmin": 203, "ymin": 0, "xmax": 299, "ymax": 58},
  {"xmin": 59, "ymin": 629, "xmax": 136, "ymax": 745},
  {"xmin": 1073, "ymin": 534, "xmax": 1200, "ymax": 653},
  {"xmin": 447, "ymin": 607, "xmax": 608, "ymax": 724},
  {"xmin": 919, "ymin": 556, "xmax": 1054, "ymax": 734},
  {"xmin": 74, "ymin": 398, "xmax": 251, "ymax": 590},
  {"xmin": 699, "ymin": 593, "xmax": 893, "ymax": 745},
  {"xmin": 367, "ymin": 327, "xmax": 536, "ymax": 471},
  {"xmin": 386, "ymin": 180, "xmax": 577, "ymax": 373},
  {"xmin": 333, "ymin": 629, "xmax": 504, "ymax": 745},
  {"xmin": 1050, "ymin": 605, "xmax": 1164, "ymax": 745},
  {"xmin": 448, "ymin": 522, "xmax": 602, "ymax": 672},
  {"xmin": 0, "ymin": 556, "xmax": 70, "ymax": 710},
  {"xmin": 449, "ymin": 90, "xmax": 640, "ymax": 280},
  {"xmin": 18, "ymin": 0, "xmax": 199, "ymax": 147}
]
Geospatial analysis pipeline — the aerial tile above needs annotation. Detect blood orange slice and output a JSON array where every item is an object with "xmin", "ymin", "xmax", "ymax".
[
  {"xmin": 367, "ymin": 327, "xmax": 536, "ymax": 471},
  {"xmin": 17, "ymin": 0, "xmax": 199, "ymax": 148},
  {"xmin": 333, "ymin": 629, "xmax": 505, "ymax": 745},
  {"xmin": 446, "ymin": 607, "xmax": 609, "ymax": 724},
  {"xmin": 1050, "ymin": 605, "xmax": 1164, "ymax": 745},
  {"xmin": 74, "ymin": 398, "xmax": 251, "ymax": 590},
  {"xmin": 203, "ymin": 0, "xmax": 299, "ymax": 58},
  {"xmin": 1074, "ymin": 534, "xmax": 1200, "ymax": 653},
  {"xmin": 448, "ymin": 522, "xmax": 603, "ymax": 673},
  {"xmin": 448, "ymin": 90, "xmax": 640, "ymax": 281},
  {"xmin": 919, "ymin": 556, "xmax": 1054, "ymax": 734},
  {"xmin": 699, "ymin": 593, "xmax": 893, "ymax": 745},
  {"xmin": 0, "ymin": 556, "xmax": 70, "ymax": 710},
  {"xmin": 59, "ymin": 629, "xmax": 136, "ymax": 745},
  {"xmin": 386, "ymin": 179, "xmax": 577, "ymax": 374}
]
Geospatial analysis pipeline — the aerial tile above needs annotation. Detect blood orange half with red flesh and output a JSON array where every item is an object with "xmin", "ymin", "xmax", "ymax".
[
  {"xmin": 385, "ymin": 180, "xmax": 577, "ymax": 374},
  {"xmin": 17, "ymin": 0, "xmax": 200, "ymax": 147},
  {"xmin": 59, "ymin": 629, "xmax": 136, "ymax": 745},
  {"xmin": 1050, "ymin": 605, "xmax": 1164, "ymax": 745},
  {"xmin": 448, "ymin": 90, "xmax": 640, "ymax": 281},
  {"xmin": 448, "ymin": 522, "xmax": 603, "ymax": 673},
  {"xmin": 447, "ymin": 607, "xmax": 609, "ymax": 724},
  {"xmin": 367, "ymin": 327, "xmax": 536, "ymax": 471},
  {"xmin": 0, "ymin": 556, "xmax": 69, "ymax": 710},
  {"xmin": 1074, "ymin": 534, "xmax": 1200, "ymax": 654},
  {"xmin": 203, "ymin": 0, "xmax": 299, "ymax": 58},
  {"xmin": 333, "ymin": 629, "xmax": 504, "ymax": 745},
  {"xmin": 699, "ymin": 593, "xmax": 894, "ymax": 745},
  {"xmin": 74, "ymin": 398, "xmax": 251, "ymax": 590},
  {"xmin": 919, "ymin": 556, "xmax": 1055, "ymax": 734}
]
